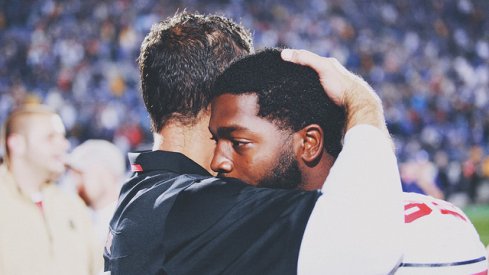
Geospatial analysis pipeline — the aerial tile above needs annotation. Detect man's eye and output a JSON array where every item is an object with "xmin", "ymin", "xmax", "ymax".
[
  {"xmin": 210, "ymin": 136, "xmax": 217, "ymax": 144},
  {"xmin": 231, "ymin": 140, "xmax": 249, "ymax": 148}
]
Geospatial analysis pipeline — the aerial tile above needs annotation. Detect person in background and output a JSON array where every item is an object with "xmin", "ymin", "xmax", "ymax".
[
  {"xmin": 67, "ymin": 139, "xmax": 126, "ymax": 246},
  {"xmin": 400, "ymin": 151, "xmax": 445, "ymax": 199},
  {"xmin": 0, "ymin": 104, "xmax": 102, "ymax": 275}
]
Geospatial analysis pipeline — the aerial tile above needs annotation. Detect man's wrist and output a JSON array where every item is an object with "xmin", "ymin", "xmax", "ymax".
[
  {"xmin": 343, "ymin": 83, "xmax": 394, "ymax": 150},
  {"xmin": 344, "ymin": 83, "xmax": 383, "ymax": 130}
]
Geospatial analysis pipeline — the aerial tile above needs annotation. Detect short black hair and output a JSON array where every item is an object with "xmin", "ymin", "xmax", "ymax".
[
  {"xmin": 213, "ymin": 48, "xmax": 346, "ymax": 158},
  {"xmin": 138, "ymin": 11, "xmax": 253, "ymax": 132}
]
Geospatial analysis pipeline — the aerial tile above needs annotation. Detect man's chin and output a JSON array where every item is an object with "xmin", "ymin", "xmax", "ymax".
[
  {"xmin": 48, "ymin": 165, "xmax": 66, "ymax": 180},
  {"xmin": 256, "ymin": 160, "xmax": 302, "ymax": 190}
]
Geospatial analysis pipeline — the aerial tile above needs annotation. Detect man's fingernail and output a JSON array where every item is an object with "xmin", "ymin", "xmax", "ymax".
[{"xmin": 281, "ymin": 49, "xmax": 293, "ymax": 61}]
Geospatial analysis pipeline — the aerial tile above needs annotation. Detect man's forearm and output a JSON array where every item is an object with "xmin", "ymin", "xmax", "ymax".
[
  {"xmin": 344, "ymin": 79, "xmax": 382, "ymax": 129},
  {"xmin": 283, "ymin": 49, "xmax": 403, "ymax": 274}
]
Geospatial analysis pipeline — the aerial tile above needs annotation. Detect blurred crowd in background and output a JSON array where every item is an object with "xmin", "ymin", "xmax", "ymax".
[{"xmin": 0, "ymin": 0, "xmax": 488, "ymax": 205}]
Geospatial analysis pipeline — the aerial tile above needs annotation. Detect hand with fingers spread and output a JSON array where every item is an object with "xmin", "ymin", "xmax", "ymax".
[{"xmin": 281, "ymin": 49, "xmax": 387, "ymax": 135}]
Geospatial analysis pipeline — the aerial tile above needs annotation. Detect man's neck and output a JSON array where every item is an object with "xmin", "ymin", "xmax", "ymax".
[
  {"xmin": 152, "ymin": 119, "xmax": 214, "ymax": 174},
  {"xmin": 300, "ymin": 152, "xmax": 335, "ymax": 191},
  {"xmin": 9, "ymin": 161, "xmax": 49, "ymax": 196}
]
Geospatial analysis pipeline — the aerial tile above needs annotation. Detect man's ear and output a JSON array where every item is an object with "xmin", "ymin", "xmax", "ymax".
[
  {"xmin": 6, "ymin": 133, "xmax": 26, "ymax": 157},
  {"xmin": 296, "ymin": 124, "xmax": 324, "ymax": 165}
]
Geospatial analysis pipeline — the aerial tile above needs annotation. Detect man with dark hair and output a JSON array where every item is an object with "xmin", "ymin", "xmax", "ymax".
[
  {"xmin": 104, "ymin": 12, "xmax": 403, "ymax": 274},
  {"xmin": 210, "ymin": 48, "xmax": 488, "ymax": 274},
  {"xmin": 211, "ymin": 48, "xmax": 345, "ymax": 191},
  {"xmin": 138, "ymin": 12, "xmax": 252, "ymax": 172}
]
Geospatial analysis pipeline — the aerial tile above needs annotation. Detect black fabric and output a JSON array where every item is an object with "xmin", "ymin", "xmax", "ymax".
[{"xmin": 104, "ymin": 150, "xmax": 320, "ymax": 275}]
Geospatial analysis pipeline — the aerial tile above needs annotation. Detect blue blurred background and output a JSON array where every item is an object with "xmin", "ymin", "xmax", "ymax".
[{"xmin": 1, "ymin": 0, "xmax": 488, "ymax": 237}]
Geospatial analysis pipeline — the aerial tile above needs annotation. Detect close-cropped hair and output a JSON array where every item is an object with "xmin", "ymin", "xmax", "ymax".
[
  {"xmin": 212, "ymin": 48, "xmax": 346, "ymax": 158},
  {"xmin": 1, "ymin": 104, "xmax": 57, "ymax": 164},
  {"xmin": 138, "ymin": 11, "xmax": 254, "ymax": 132}
]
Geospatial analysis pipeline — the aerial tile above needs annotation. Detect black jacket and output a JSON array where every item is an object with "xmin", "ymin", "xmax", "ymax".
[{"xmin": 104, "ymin": 150, "xmax": 320, "ymax": 275}]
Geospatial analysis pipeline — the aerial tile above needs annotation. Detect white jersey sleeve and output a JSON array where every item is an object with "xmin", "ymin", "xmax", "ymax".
[
  {"xmin": 395, "ymin": 192, "xmax": 488, "ymax": 275},
  {"xmin": 298, "ymin": 125, "xmax": 404, "ymax": 274}
]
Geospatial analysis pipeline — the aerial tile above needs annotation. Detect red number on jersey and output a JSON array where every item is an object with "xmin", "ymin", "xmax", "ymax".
[
  {"xmin": 404, "ymin": 199, "xmax": 467, "ymax": 223},
  {"xmin": 405, "ymin": 202, "xmax": 432, "ymax": 223}
]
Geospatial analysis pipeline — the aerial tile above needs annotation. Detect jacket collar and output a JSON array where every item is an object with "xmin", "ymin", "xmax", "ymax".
[{"xmin": 128, "ymin": 150, "xmax": 211, "ymax": 176}]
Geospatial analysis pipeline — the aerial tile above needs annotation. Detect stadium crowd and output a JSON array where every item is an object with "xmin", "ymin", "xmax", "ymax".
[{"xmin": 0, "ymin": 0, "xmax": 488, "ymax": 203}]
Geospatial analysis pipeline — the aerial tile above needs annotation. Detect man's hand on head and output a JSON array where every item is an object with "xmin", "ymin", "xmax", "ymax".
[
  {"xmin": 281, "ymin": 49, "xmax": 391, "ymax": 143},
  {"xmin": 281, "ymin": 49, "xmax": 356, "ymax": 107}
]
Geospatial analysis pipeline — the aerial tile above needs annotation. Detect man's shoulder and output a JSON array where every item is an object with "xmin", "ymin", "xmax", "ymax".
[
  {"xmin": 163, "ymin": 178, "xmax": 321, "ymax": 274},
  {"xmin": 106, "ymin": 171, "xmax": 216, "ymax": 264},
  {"xmin": 402, "ymin": 192, "xmax": 475, "ymax": 235},
  {"xmin": 114, "ymin": 171, "xmax": 211, "ymax": 213},
  {"xmin": 166, "ymin": 177, "xmax": 320, "ymax": 239},
  {"xmin": 400, "ymin": 192, "xmax": 487, "ymax": 274},
  {"xmin": 402, "ymin": 192, "xmax": 470, "ymax": 225},
  {"xmin": 119, "ymin": 170, "xmax": 211, "ymax": 199},
  {"xmin": 178, "ymin": 176, "xmax": 321, "ymax": 208},
  {"xmin": 0, "ymin": 165, "xmax": 17, "ymax": 196},
  {"xmin": 114, "ymin": 170, "xmax": 319, "ymax": 232}
]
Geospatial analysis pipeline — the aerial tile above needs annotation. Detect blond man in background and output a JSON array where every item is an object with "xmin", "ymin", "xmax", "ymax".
[{"xmin": 0, "ymin": 105, "xmax": 101, "ymax": 275}]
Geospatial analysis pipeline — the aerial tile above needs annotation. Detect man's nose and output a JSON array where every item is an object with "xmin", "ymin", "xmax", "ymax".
[
  {"xmin": 60, "ymin": 136, "xmax": 70, "ymax": 152},
  {"xmin": 210, "ymin": 147, "xmax": 233, "ymax": 174}
]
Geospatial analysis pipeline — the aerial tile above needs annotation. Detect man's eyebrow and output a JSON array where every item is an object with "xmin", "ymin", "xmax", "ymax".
[{"xmin": 210, "ymin": 125, "xmax": 250, "ymax": 137}]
